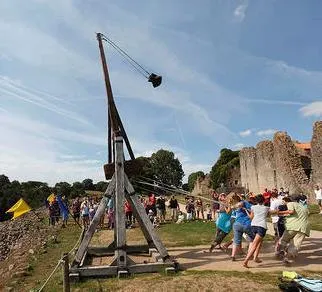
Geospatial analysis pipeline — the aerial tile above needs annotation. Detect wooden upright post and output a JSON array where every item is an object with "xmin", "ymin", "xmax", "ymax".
[
  {"xmin": 62, "ymin": 253, "xmax": 70, "ymax": 292},
  {"xmin": 114, "ymin": 136, "xmax": 127, "ymax": 268}
]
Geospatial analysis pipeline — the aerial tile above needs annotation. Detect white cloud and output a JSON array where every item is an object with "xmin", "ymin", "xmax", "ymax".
[
  {"xmin": 299, "ymin": 101, "xmax": 322, "ymax": 117},
  {"xmin": 233, "ymin": 143, "xmax": 245, "ymax": 150},
  {"xmin": 256, "ymin": 129, "xmax": 276, "ymax": 137},
  {"xmin": 239, "ymin": 129, "xmax": 252, "ymax": 137},
  {"xmin": 0, "ymin": 76, "xmax": 90, "ymax": 126},
  {"xmin": 244, "ymin": 99, "xmax": 307, "ymax": 106},
  {"xmin": 234, "ymin": 2, "xmax": 249, "ymax": 22}
]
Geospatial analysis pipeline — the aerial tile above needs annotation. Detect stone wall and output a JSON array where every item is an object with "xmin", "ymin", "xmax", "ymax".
[
  {"xmin": 311, "ymin": 121, "xmax": 322, "ymax": 185},
  {"xmin": 191, "ymin": 174, "xmax": 213, "ymax": 197},
  {"xmin": 240, "ymin": 147, "xmax": 259, "ymax": 193},
  {"xmin": 240, "ymin": 121, "xmax": 322, "ymax": 200},
  {"xmin": 256, "ymin": 141, "xmax": 276, "ymax": 193}
]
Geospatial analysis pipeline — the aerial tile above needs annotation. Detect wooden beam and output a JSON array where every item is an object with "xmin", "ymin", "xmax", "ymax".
[
  {"xmin": 87, "ymin": 245, "xmax": 150, "ymax": 257},
  {"xmin": 70, "ymin": 265, "xmax": 118, "ymax": 277},
  {"xmin": 114, "ymin": 137, "xmax": 127, "ymax": 268},
  {"xmin": 124, "ymin": 175, "xmax": 169, "ymax": 260},
  {"xmin": 73, "ymin": 175, "xmax": 116, "ymax": 265}
]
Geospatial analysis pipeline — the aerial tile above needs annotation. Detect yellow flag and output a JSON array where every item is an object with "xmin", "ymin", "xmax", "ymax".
[
  {"xmin": 47, "ymin": 193, "xmax": 56, "ymax": 203},
  {"xmin": 6, "ymin": 198, "xmax": 32, "ymax": 219}
]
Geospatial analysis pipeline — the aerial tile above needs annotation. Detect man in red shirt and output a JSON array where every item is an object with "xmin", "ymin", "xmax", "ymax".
[
  {"xmin": 147, "ymin": 193, "xmax": 156, "ymax": 215},
  {"xmin": 263, "ymin": 188, "xmax": 271, "ymax": 207}
]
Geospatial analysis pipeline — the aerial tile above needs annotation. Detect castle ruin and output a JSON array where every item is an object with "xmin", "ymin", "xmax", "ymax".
[{"xmin": 240, "ymin": 121, "xmax": 322, "ymax": 200}]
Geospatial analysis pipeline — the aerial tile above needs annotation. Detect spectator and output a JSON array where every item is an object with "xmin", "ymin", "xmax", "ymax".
[
  {"xmin": 263, "ymin": 188, "xmax": 271, "ymax": 207},
  {"xmin": 206, "ymin": 204, "xmax": 212, "ymax": 221},
  {"xmin": 169, "ymin": 195, "xmax": 179, "ymax": 222},
  {"xmin": 80, "ymin": 198, "xmax": 90, "ymax": 229},
  {"xmin": 72, "ymin": 197, "xmax": 81, "ymax": 225},
  {"xmin": 156, "ymin": 195, "xmax": 166, "ymax": 223},
  {"xmin": 124, "ymin": 200, "xmax": 133, "ymax": 228},
  {"xmin": 314, "ymin": 185, "xmax": 322, "ymax": 214},
  {"xmin": 186, "ymin": 199, "xmax": 195, "ymax": 221},
  {"xmin": 195, "ymin": 198, "xmax": 204, "ymax": 219}
]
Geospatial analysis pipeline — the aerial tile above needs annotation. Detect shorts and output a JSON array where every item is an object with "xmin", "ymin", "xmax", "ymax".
[
  {"xmin": 73, "ymin": 213, "xmax": 80, "ymax": 220},
  {"xmin": 317, "ymin": 199, "xmax": 322, "ymax": 206},
  {"xmin": 233, "ymin": 222, "xmax": 254, "ymax": 245},
  {"xmin": 251, "ymin": 226, "xmax": 267, "ymax": 238}
]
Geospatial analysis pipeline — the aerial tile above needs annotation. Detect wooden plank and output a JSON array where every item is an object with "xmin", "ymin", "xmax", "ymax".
[
  {"xmin": 73, "ymin": 175, "xmax": 116, "ymax": 265},
  {"xmin": 70, "ymin": 265, "xmax": 118, "ymax": 277},
  {"xmin": 114, "ymin": 137, "xmax": 127, "ymax": 268},
  {"xmin": 127, "ymin": 262, "xmax": 175, "ymax": 274},
  {"xmin": 124, "ymin": 175, "xmax": 170, "ymax": 260},
  {"xmin": 87, "ymin": 245, "xmax": 150, "ymax": 256}
]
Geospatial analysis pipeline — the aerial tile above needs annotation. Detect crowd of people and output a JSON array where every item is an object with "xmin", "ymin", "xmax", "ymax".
[{"xmin": 203, "ymin": 186, "xmax": 314, "ymax": 268}]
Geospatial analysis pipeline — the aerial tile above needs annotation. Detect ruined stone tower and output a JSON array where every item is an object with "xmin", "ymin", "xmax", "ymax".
[{"xmin": 239, "ymin": 121, "xmax": 322, "ymax": 200}]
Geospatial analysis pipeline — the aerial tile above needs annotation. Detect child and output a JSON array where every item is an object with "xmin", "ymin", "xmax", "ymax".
[
  {"xmin": 148, "ymin": 209, "xmax": 155, "ymax": 224},
  {"xmin": 186, "ymin": 199, "xmax": 195, "ymax": 221},
  {"xmin": 206, "ymin": 204, "xmax": 212, "ymax": 221},
  {"xmin": 176, "ymin": 211, "xmax": 185, "ymax": 224}
]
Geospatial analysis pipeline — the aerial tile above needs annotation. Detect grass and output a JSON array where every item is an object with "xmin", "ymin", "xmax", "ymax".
[
  {"xmin": 70, "ymin": 270, "xmax": 282, "ymax": 292},
  {"xmin": 8, "ymin": 223, "xmax": 83, "ymax": 292}
]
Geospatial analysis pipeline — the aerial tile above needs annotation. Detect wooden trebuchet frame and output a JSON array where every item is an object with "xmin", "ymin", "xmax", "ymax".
[{"xmin": 70, "ymin": 136, "xmax": 178, "ymax": 279}]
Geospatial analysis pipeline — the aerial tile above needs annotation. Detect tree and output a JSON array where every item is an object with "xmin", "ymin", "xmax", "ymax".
[
  {"xmin": 182, "ymin": 183, "xmax": 189, "ymax": 191},
  {"xmin": 82, "ymin": 178, "xmax": 94, "ymax": 191},
  {"xmin": 0, "ymin": 174, "xmax": 10, "ymax": 189},
  {"xmin": 210, "ymin": 148, "xmax": 240, "ymax": 189},
  {"xmin": 70, "ymin": 182, "xmax": 85, "ymax": 198},
  {"xmin": 149, "ymin": 149, "xmax": 184, "ymax": 187},
  {"xmin": 95, "ymin": 181, "xmax": 109, "ymax": 192},
  {"xmin": 55, "ymin": 182, "xmax": 71, "ymax": 197},
  {"xmin": 187, "ymin": 171, "xmax": 205, "ymax": 191}
]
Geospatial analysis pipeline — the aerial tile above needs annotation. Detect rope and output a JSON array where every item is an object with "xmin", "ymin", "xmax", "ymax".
[
  {"xmin": 101, "ymin": 34, "xmax": 151, "ymax": 77},
  {"xmin": 133, "ymin": 178, "xmax": 214, "ymax": 203},
  {"xmin": 36, "ymin": 227, "xmax": 84, "ymax": 291},
  {"xmin": 37, "ymin": 260, "xmax": 63, "ymax": 292}
]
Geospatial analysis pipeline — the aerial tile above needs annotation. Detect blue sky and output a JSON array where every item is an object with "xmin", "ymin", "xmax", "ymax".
[{"xmin": 0, "ymin": 0, "xmax": 322, "ymax": 185}]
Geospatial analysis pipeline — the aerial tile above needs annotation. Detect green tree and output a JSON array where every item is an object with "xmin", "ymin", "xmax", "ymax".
[
  {"xmin": 210, "ymin": 148, "xmax": 240, "ymax": 189},
  {"xmin": 95, "ymin": 181, "xmax": 109, "ymax": 192},
  {"xmin": 187, "ymin": 171, "xmax": 205, "ymax": 191},
  {"xmin": 55, "ymin": 182, "xmax": 71, "ymax": 197},
  {"xmin": 82, "ymin": 178, "xmax": 94, "ymax": 191},
  {"xmin": 70, "ymin": 182, "xmax": 85, "ymax": 198},
  {"xmin": 149, "ymin": 149, "xmax": 184, "ymax": 187}
]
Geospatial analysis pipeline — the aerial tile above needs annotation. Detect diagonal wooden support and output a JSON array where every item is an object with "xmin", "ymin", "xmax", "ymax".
[
  {"xmin": 73, "ymin": 175, "xmax": 116, "ymax": 265},
  {"xmin": 124, "ymin": 175, "xmax": 170, "ymax": 260}
]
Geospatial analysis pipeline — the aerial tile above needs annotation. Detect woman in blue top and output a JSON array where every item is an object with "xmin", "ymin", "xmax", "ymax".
[
  {"xmin": 207, "ymin": 202, "xmax": 232, "ymax": 252},
  {"xmin": 231, "ymin": 194, "xmax": 255, "ymax": 261}
]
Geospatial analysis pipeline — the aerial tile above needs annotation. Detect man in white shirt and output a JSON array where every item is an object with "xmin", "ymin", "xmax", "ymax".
[
  {"xmin": 314, "ymin": 185, "xmax": 322, "ymax": 214},
  {"xmin": 270, "ymin": 192, "xmax": 283, "ymax": 254}
]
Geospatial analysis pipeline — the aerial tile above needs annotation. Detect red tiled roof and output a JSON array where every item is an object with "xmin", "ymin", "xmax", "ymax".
[{"xmin": 295, "ymin": 143, "xmax": 311, "ymax": 150}]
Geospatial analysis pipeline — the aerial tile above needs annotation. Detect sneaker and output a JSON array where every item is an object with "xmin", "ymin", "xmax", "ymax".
[{"xmin": 231, "ymin": 256, "xmax": 236, "ymax": 262}]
